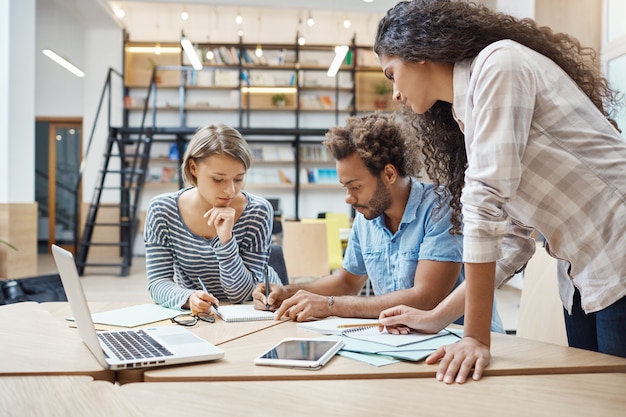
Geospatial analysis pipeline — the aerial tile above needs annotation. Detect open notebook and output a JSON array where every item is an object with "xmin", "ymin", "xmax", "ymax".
[
  {"xmin": 51, "ymin": 244, "xmax": 224, "ymax": 370},
  {"xmin": 211, "ymin": 304, "xmax": 275, "ymax": 322},
  {"xmin": 298, "ymin": 317, "xmax": 450, "ymax": 347}
]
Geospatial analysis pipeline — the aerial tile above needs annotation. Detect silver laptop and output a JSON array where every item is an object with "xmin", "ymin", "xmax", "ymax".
[{"xmin": 51, "ymin": 244, "xmax": 224, "ymax": 370}]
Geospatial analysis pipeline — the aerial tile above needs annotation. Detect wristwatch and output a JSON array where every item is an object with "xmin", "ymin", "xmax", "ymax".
[{"xmin": 328, "ymin": 296, "xmax": 334, "ymax": 315}]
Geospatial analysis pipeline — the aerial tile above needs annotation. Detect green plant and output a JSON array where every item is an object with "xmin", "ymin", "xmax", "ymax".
[
  {"xmin": 374, "ymin": 80, "xmax": 393, "ymax": 96},
  {"xmin": 0, "ymin": 240, "xmax": 18, "ymax": 251},
  {"xmin": 271, "ymin": 93, "xmax": 287, "ymax": 107}
]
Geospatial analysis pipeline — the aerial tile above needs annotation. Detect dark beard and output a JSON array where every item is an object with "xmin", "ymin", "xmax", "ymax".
[{"xmin": 361, "ymin": 178, "xmax": 392, "ymax": 220}]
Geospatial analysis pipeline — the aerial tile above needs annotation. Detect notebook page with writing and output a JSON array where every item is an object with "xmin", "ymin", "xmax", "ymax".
[
  {"xmin": 297, "ymin": 318, "xmax": 381, "ymax": 335},
  {"xmin": 343, "ymin": 326, "xmax": 449, "ymax": 347},
  {"xmin": 212, "ymin": 304, "xmax": 275, "ymax": 322}
]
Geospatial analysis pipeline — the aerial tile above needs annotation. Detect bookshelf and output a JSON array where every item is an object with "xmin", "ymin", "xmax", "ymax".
[{"xmin": 122, "ymin": 39, "xmax": 391, "ymax": 219}]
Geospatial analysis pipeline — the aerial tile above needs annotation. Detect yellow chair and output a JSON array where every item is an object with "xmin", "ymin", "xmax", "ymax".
[
  {"xmin": 301, "ymin": 218, "xmax": 344, "ymax": 272},
  {"xmin": 323, "ymin": 212, "xmax": 351, "ymax": 229}
]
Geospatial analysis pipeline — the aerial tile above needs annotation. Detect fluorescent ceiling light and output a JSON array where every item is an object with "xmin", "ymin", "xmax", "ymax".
[
  {"xmin": 241, "ymin": 86, "xmax": 297, "ymax": 94},
  {"xmin": 327, "ymin": 45, "xmax": 349, "ymax": 77},
  {"xmin": 180, "ymin": 37, "xmax": 203, "ymax": 70},
  {"xmin": 125, "ymin": 46, "xmax": 181, "ymax": 54},
  {"xmin": 42, "ymin": 49, "xmax": 85, "ymax": 77}
]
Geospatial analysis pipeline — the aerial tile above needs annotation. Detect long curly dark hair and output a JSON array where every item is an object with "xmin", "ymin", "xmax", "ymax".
[{"xmin": 374, "ymin": 0, "xmax": 622, "ymax": 234}]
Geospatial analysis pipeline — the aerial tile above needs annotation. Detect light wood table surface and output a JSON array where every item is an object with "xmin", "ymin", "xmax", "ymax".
[
  {"xmin": 42, "ymin": 301, "xmax": 285, "ymax": 384},
  {"xmin": 0, "ymin": 376, "xmax": 145, "ymax": 417},
  {"xmin": 144, "ymin": 319, "xmax": 626, "ymax": 382},
  {"xmin": 121, "ymin": 373, "xmax": 626, "ymax": 417},
  {"xmin": 0, "ymin": 302, "xmax": 114, "ymax": 381}
]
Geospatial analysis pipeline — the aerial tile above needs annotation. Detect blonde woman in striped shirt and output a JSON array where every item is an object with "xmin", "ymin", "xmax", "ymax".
[{"xmin": 144, "ymin": 124, "xmax": 282, "ymax": 314}]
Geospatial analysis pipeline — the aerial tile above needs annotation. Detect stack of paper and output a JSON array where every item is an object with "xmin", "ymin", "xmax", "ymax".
[{"xmin": 298, "ymin": 317, "xmax": 462, "ymax": 367}]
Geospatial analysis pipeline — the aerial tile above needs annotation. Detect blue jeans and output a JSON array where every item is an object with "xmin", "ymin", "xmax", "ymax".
[{"xmin": 564, "ymin": 288, "xmax": 626, "ymax": 358}]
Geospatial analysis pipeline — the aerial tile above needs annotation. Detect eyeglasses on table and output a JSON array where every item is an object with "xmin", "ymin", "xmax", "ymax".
[{"xmin": 170, "ymin": 311, "xmax": 215, "ymax": 326}]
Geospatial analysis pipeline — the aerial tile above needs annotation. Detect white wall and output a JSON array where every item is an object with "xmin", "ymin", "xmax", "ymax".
[
  {"xmin": 496, "ymin": 0, "xmax": 535, "ymax": 19},
  {"xmin": 1, "ymin": 0, "xmax": 36, "ymax": 204},
  {"xmin": 81, "ymin": 27, "xmax": 124, "ymax": 203},
  {"xmin": 36, "ymin": 0, "xmax": 85, "ymax": 116}
]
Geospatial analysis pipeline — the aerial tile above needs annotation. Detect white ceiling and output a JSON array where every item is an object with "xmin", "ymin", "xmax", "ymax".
[{"xmin": 49, "ymin": 0, "xmax": 400, "ymax": 33}]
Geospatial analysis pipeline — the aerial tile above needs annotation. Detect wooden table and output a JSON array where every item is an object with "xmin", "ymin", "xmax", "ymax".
[
  {"xmin": 42, "ymin": 301, "xmax": 285, "ymax": 384},
  {"xmin": 0, "ymin": 376, "xmax": 144, "ymax": 417},
  {"xmin": 143, "ymin": 319, "xmax": 626, "ymax": 382},
  {"xmin": 121, "ymin": 373, "xmax": 626, "ymax": 417},
  {"xmin": 0, "ymin": 302, "xmax": 114, "ymax": 381}
]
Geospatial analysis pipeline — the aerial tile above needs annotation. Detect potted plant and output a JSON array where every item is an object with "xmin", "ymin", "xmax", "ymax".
[
  {"xmin": 373, "ymin": 80, "xmax": 393, "ymax": 109},
  {"xmin": 271, "ymin": 93, "xmax": 287, "ymax": 107}
]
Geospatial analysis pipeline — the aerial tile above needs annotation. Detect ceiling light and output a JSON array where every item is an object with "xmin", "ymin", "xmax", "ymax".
[
  {"xmin": 42, "ymin": 49, "xmax": 85, "ymax": 77},
  {"xmin": 235, "ymin": 9, "xmax": 243, "ymax": 25},
  {"xmin": 255, "ymin": 44, "xmax": 263, "ymax": 57},
  {"xmin": 206, "ymin": 49, "xmax": 214, "ymax": 60},
  {"xmin": 125, "ymin": 46, "xmax": 181, "ymax": 54},
  {"xmin": 180, "ymin": 37, "xmax": 203, "ymax": 70},
  {"xmin": 306, "ymin": 12, "xmax": 314, "ymax": 27},
  {"xmin": 298, "ymin": 36, "xmax": 306, "ymax": 46},
  {"xmin": 115, "ymin": 8, "xmax": 125, "ymax": 19},
  {"xmin": 343, "ymin": 19, "xmax": 351, "ymax": 29},
  {"xmin": 327, "ymin": 45, "xmax": 349, "ymax": 77},
  {"xmin": 181, "ymin": 11, "xmax": 189, "ymax": 21}
]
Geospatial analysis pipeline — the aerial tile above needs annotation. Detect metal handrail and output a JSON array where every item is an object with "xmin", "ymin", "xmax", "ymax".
[{"xmin": 72, "ymin": 67, "xmax": 123, "ymax": 254}]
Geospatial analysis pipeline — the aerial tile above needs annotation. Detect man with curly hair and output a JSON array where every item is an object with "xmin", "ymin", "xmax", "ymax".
[{"xmin": 253, "ymin": 113, "xmax": 503, "ymax": 333}]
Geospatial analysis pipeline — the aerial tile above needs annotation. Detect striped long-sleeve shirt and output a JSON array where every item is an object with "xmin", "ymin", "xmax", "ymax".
[{"xmin": 144, "ymin": 188, "xmax": 282, "ymax": 308}]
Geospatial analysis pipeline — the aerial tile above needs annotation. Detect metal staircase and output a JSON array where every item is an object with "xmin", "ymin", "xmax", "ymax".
[
  {"xmin": 75, "ymin": 127, "xmax": 153, "ymax": 276},
  {"xmin": 73, "ymin": 67, "xmax": 158, "ymax": 276}
]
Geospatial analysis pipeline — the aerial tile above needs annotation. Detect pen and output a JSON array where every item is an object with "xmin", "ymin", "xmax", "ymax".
[
  {"xmin": 264, "ymin": 263, "xmax": 271, "ymax": 311},
  {"xmin": 336, "ymin": 322, "xmax": 382, "ymax": 329},
  {"xmin": 197, "ymin": 277, "xmax": 218, "ymax": 311}
]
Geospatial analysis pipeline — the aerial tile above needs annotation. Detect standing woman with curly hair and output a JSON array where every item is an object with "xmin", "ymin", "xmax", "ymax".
[{"xmin": 374, "ymin": 0, "xmax": 626, "ymax": 384}]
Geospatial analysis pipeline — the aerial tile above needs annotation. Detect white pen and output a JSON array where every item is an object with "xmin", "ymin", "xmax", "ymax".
[{"xmin": 197, "ymin": 277, "xmax": 218, "ymax": 310}]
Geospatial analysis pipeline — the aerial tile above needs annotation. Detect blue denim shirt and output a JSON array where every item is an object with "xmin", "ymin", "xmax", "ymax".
[{"xmin": 343, "ymin": 180, "xmax": 504, "ymax": 333}]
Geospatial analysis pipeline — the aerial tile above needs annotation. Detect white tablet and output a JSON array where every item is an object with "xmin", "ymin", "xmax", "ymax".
[{"xmin": 253, "ymin": 338, "xmax": 344, "ymax": 369}]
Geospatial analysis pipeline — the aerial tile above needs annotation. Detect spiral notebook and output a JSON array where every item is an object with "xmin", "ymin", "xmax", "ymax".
[
  {"xmin": 211, "ymin": 304, "xmax": 276, "ymax": 322},
  {"xmin": 297, "ymin": 317, "xmax": 449, "ymax": 347}
]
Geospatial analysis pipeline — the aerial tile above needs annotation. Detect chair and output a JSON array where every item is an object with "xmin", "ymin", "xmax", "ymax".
[
  {"xmin": 323, "ymin": 212, "xmax": 351, "ymax": 229},
  {"xmin": 281, "ymin": 221, "xmax": 330, "ymax": 280},
  {"xmin": 516, "ymin": 242, "xmax": 568, "ymax": 346},
  {"xmin": 268, "ymin": 244, "xmax": 289, "ymax": 285},
  {"xmin": 301, "ymin": 217, "xmax": 343, "ymax": 271}
]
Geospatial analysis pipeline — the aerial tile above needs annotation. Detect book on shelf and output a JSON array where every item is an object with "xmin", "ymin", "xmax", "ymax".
[
  {"xmin": 251, "ymin": 144, "xmax": 294, "ymax": 162},
  {"xmin": 160, "ymin": 166, "xmax": 177, "ymax": 183},
  {"xmin": 305, "ymin": 168, "xmax": 338, "ymax": 184},
  {"xmin": 319, "ymin": 95, "xmax": 335, "ymax": 109}
]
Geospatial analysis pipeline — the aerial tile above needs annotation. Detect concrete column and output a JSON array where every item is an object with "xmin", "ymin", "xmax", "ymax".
[{"xmin": 0, "ymin": 0, "xmax": 38, "ymax": 278}]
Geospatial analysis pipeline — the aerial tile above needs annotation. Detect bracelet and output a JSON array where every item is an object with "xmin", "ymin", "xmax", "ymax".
[{"xmin": 328, "ymin": 296, "xmax": 334, "ymax": 316}]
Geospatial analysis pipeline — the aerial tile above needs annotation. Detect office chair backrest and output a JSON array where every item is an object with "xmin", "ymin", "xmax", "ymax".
[
  {"xmin": 268, "ymin": 244, "xmax": 289, "ymax": 285},
  {"xmin": 301, "ymin": 218, "xmax": 343, "ymax": 272},
  {"xmin": 282, "ymin": 221, "xmax": 330, "ymax": 279}
]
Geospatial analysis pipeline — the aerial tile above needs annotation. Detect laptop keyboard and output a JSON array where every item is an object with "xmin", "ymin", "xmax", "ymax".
[{"xmin": 98, "ymin": 330, "xmax": 174, "ymax": 361}]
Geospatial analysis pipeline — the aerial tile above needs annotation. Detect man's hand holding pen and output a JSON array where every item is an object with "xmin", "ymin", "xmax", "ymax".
[{"xmin": 252, "ymin": 282, "xmax": 288, "ymax": 312}]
